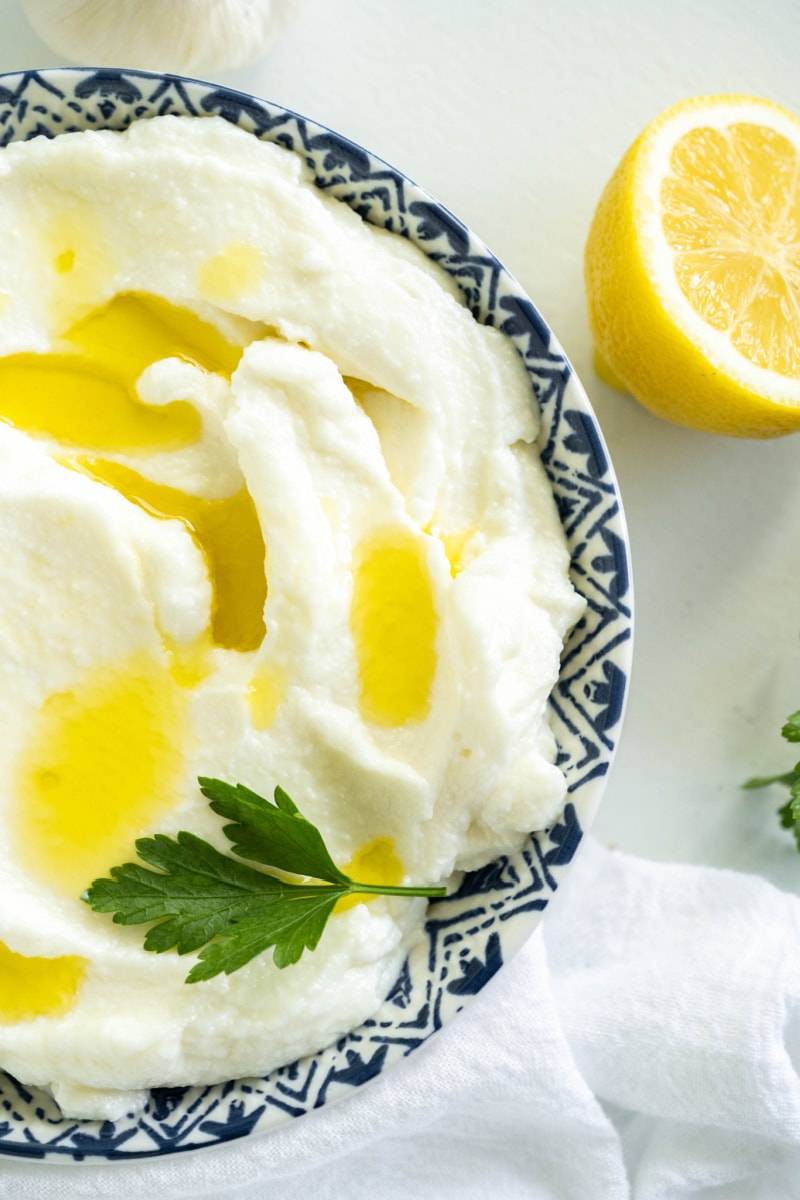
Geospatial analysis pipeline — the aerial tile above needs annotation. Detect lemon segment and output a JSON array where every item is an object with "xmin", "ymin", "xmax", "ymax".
[{"xmin": 585, "ymin": 94, "xmax": 800, "ymax": 438}]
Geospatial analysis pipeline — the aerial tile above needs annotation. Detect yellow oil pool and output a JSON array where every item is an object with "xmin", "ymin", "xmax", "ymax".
[
  {"xmin": 336, "ymin": 837, "xmax": 404, "ymax": 912},
  {"xmin": 198, "ymin": 242, "xmax": 265, "ymax": 302},
  {"xmin": 0, "ymin": 292, "xmax": 245, "ymax": 452},
  {"xmin": 14, "ymin": 654, "xmax": 189, "ymax": 897},
  {"xmin": 71, "ymin": 458, "xmax": 267, "ymax": 654},
  {"xmin": 247, "ymin": 661, "xmax": 286, "ymax": 730},
  {"xmin": 0, "ymin": 941, "xmax": 87, "ymax": 1023},
  {"xmin": 350, "ymin": 527, "xmax": 438, "ymax": 726}
]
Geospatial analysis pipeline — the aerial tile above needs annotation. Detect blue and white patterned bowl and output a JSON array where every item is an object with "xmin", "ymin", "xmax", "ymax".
[{"xmin": 0, "ymin": 67, "xmax": 632, "ymax": 1162}]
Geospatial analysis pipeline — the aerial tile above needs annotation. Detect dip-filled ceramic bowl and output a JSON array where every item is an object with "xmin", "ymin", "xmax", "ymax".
[{"xmin": 0, "ymin": 67, "xmax": 632, "ymax": 1162}]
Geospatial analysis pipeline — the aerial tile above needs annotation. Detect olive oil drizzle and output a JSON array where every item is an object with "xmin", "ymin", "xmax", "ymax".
[{"xmin": 7, "ymin": 292, "xmax": 268, "ymax": 927}]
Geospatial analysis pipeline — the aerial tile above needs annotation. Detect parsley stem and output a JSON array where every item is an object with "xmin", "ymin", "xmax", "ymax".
[{"xmin": 347, "ymin": 882, "xmax": 447, "ymax": 899}]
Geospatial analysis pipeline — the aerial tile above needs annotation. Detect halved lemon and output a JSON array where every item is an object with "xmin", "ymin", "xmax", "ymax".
[{"xmin": 585, "ymin": 94, "xmax": 800, "ymax": 438}]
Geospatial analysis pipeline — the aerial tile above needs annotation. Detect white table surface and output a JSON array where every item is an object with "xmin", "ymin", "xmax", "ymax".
[{"xmin": 1, "ymin": 0, "xmax": 800, "ymax": 1175}]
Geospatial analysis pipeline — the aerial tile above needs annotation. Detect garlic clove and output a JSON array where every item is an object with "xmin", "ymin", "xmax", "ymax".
[{"xmin": 22, "ymin": 0, "xmax": 305, "ymax": 75}]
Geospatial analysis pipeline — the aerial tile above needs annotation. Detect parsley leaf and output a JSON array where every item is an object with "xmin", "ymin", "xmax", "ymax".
[
  {"xmin": 782, "ymin": 710, "xmax": 800, "ymax": 743},
  {"xmin": 84, "ymin": 779, "xmax": 446, "ymax": 981},
  {"xmin": 197, "ymin": 777, "xmax": 349, "ymax": 885},
  {"xmin": 744, "ymin": 709, "xmax": 800, "ymax": 850}
]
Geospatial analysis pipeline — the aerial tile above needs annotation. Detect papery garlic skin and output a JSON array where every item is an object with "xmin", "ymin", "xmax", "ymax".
[{"xmin": 22, "ymin": 0, "xmax": 304, "ymax": 74}]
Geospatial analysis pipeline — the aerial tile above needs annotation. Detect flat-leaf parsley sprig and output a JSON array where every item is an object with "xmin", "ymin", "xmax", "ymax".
[
  {"xmin": 743, "ymin": 709, "xmax": 800, "ymax": 851},
  {"xmin": 84, "ymin": 778, "xmax": 447, "ymax": 982}
]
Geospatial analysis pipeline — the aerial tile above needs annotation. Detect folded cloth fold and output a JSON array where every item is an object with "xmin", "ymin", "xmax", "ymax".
[
  {"xmin": 547, "ymin": 838, "xmax": 800, "ymax": 1199},
  {"xmin": 4, "ymin": 836, "xmax": 800, "ymax": 1199}
]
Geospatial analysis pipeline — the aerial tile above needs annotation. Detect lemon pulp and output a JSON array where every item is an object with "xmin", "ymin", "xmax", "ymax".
[{"xmin": 661, "ymin": 122, "xmax": 800, "ymax": 375}]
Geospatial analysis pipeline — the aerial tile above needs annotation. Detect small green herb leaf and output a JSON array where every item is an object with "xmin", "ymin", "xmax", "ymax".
[
  {"xmin": 745, "ymin": 711, "xmax": 800, "ymax": 851},
  {"xmin": 84, "ymin": 778, "xmax": 447, "ymax": 981},
  {"xmin": 197, "ymin": 777, "xmax": 350, "ymax": 885},
  {"xmin": 778, "ymin": 797, "xmax": 795, "ymax": 830},
  {"xmin": 187, "ymin": 889, "xmax": 343, "ymax": 981}
]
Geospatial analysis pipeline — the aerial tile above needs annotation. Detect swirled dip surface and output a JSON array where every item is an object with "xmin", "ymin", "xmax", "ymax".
[{"xmin": 0, "ymin": 116, "xmax": 583, "ymax": 1119}]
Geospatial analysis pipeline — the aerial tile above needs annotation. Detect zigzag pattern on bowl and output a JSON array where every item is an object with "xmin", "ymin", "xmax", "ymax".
[{"xmin": 0, "ymin": 68, "xmax": 632, "ymax": 1160}]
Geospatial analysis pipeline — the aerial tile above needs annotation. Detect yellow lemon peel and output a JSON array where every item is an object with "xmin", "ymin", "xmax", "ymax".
[{"xmin": 585, "ymin": 94, "xmax": 800, "ymax": 438}]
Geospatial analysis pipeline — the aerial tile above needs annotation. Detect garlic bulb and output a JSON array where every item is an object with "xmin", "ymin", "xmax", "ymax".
[{"xmin": 22, "ymin": 0, "xmax": 305, "ymax": 74}]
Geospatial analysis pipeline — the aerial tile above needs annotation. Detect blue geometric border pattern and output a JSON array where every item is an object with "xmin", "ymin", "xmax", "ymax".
[{"xmin": 0, "ymin": 69, "xmax": 632, "ymax": 1161}]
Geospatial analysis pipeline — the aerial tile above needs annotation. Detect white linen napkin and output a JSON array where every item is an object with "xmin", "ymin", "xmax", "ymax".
[{"xmin": 4, "ymin": 835, "xmax": 800, "ymax": 1199}]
